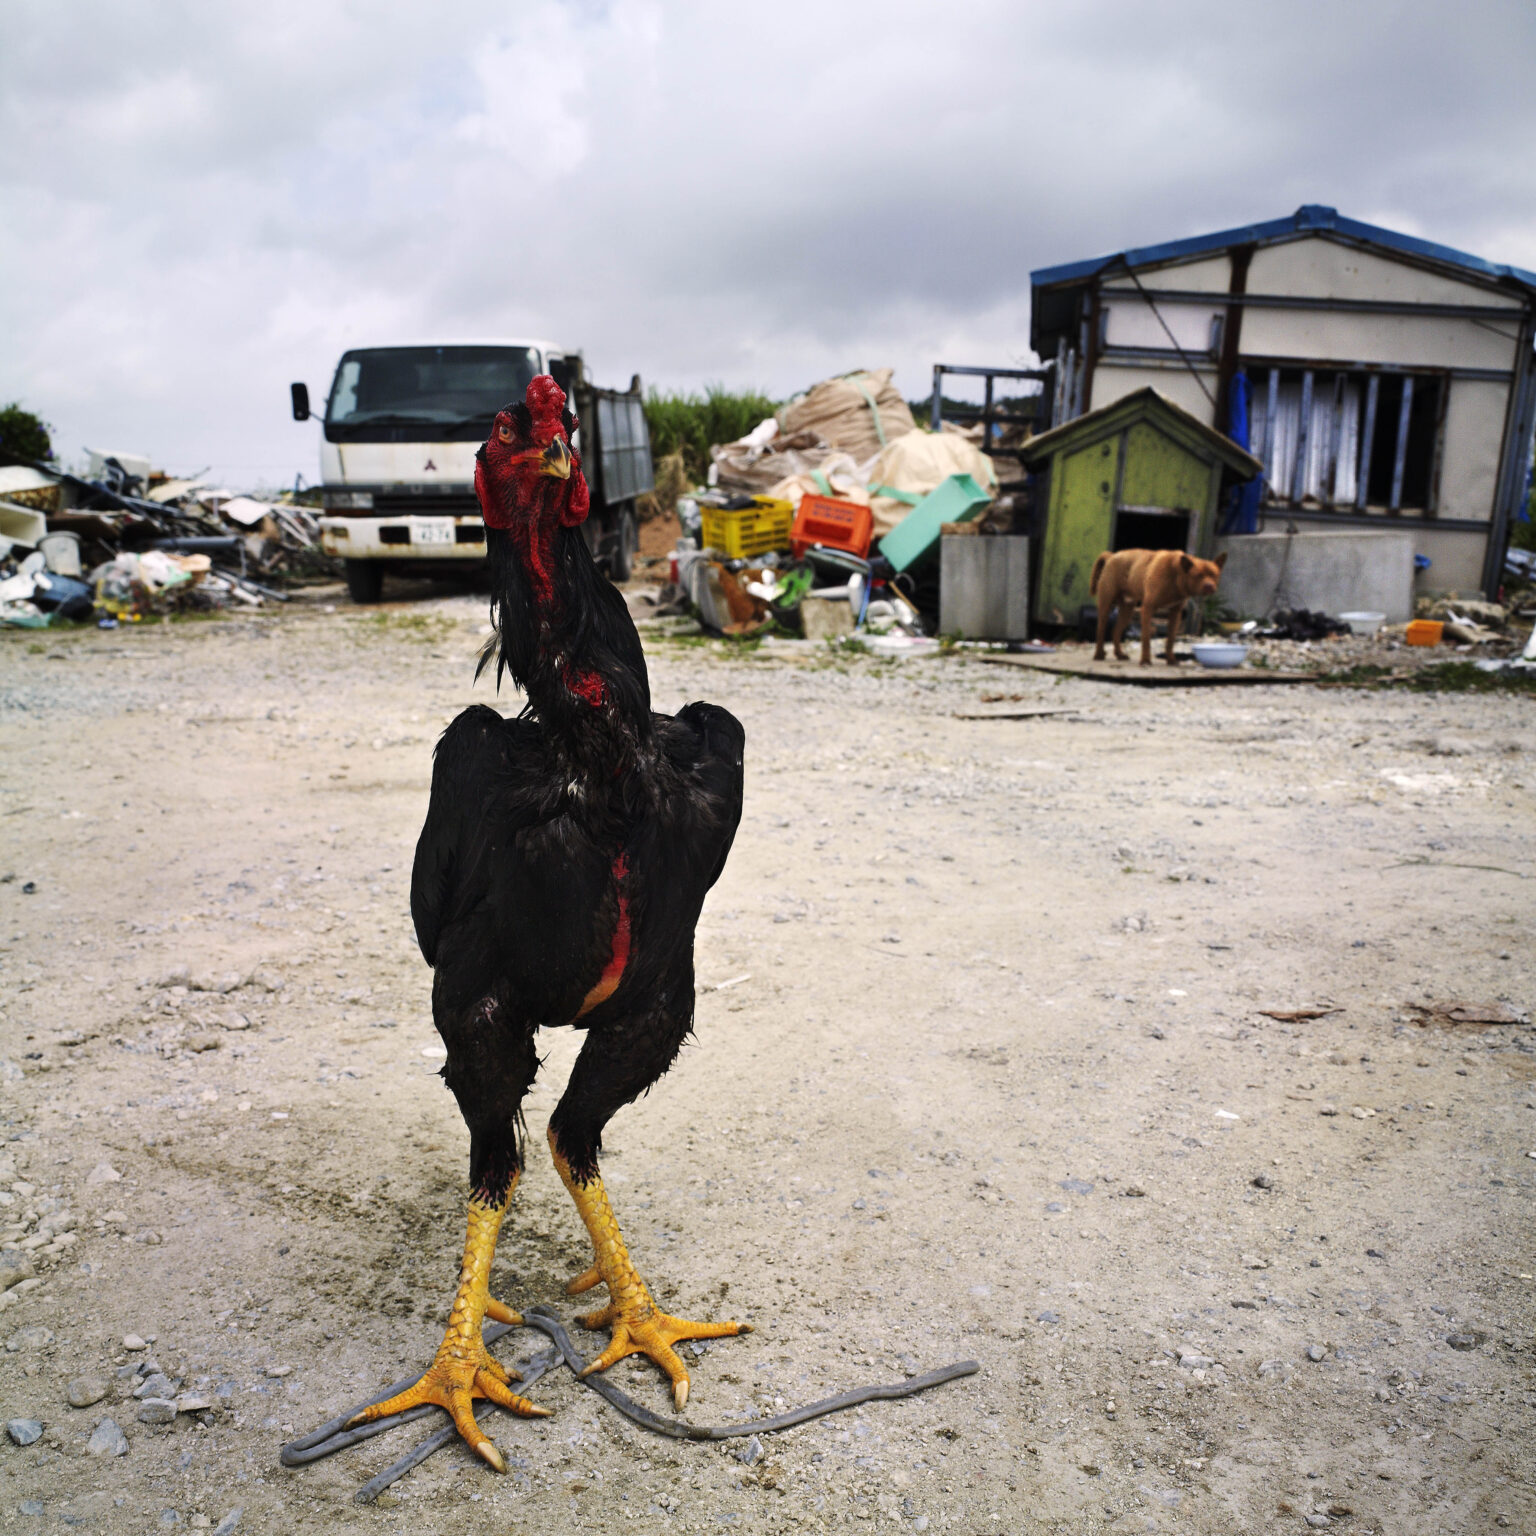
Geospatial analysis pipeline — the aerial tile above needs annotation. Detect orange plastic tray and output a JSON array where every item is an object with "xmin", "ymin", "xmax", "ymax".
[{"xmin": 790, "ymin": 494, "xmax": 873, "ymax": 559}]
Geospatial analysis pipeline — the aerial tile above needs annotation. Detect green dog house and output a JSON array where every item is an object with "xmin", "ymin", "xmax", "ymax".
[{"xmin": 1021, "ymin": 387, "xmax": 1261, "ymax": 625}]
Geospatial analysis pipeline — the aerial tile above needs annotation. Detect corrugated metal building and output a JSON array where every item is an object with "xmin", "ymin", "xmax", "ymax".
[{"xmin": 1030, "ymin": 206, "xmax": 1536, "ymax": 598}]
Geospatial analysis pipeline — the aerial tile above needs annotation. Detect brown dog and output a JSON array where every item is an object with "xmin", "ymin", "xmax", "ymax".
[{"xmin": 1091, "ymin": 548, "xmax": 1227, "ymax": 666}]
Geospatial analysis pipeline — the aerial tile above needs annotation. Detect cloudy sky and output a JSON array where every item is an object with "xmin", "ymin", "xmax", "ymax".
[{"xmin": 3, "ymin": 0, "xmax": 1535, "ymax": 487}]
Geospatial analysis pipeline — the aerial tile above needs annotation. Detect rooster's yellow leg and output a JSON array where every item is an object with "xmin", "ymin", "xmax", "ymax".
[
  {"xmin": 549, "ymin": 1126, "xmax": 750, "ymax": 1408},
  {"xmin": 344, "ymin": 1182, "xmax": 549, "ymax": 1470}
]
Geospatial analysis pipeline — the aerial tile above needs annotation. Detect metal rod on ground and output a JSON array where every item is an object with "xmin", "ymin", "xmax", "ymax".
[{"xmin": 281, "ymin": 1309, "xmax": 979, "ymax": 1503}]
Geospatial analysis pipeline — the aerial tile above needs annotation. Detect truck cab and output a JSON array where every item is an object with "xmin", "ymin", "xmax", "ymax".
[{"xmin": 292, "ymin": 341, "xmax": 651, "ymax": 602}]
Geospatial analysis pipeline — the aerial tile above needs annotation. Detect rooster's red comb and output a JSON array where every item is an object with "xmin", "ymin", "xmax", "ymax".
[{"xmin": 526, "ymin": 375, "xmax": 566, "ymax": 440}]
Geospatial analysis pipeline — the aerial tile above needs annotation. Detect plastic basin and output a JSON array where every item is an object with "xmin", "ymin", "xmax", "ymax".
[
  {"xmin": 1340, "ymin": 611, "xmax": 1385, "ymax": 636},
  {"xmin": 1190, "ymin": 643, "xmax": 1248, "ymax": 669}
]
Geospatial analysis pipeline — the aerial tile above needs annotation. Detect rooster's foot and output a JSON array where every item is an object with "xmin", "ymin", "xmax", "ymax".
[
  {"xmin": 345, "ymin": 1192, "xmax": 548, "ymax": 1470},
  {"xmin": 577, "ymin": 1298, "xmax": 749, "ymax": 1409},
  {"xmin": 344, "ymin": 1324, "xmax": 546, "ymax": 1471}
]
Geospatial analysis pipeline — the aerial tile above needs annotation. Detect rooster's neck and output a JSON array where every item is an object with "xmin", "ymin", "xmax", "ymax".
[{"xmin": 488, "ymin": 522, "xmax": 651, "ymax": 755}]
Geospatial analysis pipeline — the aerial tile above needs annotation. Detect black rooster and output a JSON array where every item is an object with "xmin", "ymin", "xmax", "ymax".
[{"xmin": 348, "ymin": 376, "xmax": 748, "ymax": 1470}]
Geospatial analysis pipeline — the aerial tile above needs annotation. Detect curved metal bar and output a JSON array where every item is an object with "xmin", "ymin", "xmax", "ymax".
[
  {"xmin": 282, "ymin": 1306, "xmax": 980, "ymax": 1503},
  {"xmin": 520, "ymin": 1306, "xmax": 979, "ymax": 1441}
]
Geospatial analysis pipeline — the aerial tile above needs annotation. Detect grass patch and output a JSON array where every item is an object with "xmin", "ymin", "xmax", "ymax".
[
  {"xmin": 352, "ymin": 611, "xmax": 457, "ymax": 641},
  {"xmin": 644, "ymin": 386, "xmax": 780, "ymax": 484},
  {"xmin": 1319, "ymin": 660, "xmax": 1536, "ymax": 693}
]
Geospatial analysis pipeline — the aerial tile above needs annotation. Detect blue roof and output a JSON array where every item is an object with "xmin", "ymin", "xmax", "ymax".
[{"xmin": 1031, "ymin": 205, "xmax": 1536, "ymax": 296}]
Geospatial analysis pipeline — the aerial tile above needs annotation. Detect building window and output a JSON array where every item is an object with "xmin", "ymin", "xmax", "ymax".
[{"xmin": 1248, "ymin": 365, "xmax": 1443, "ymax": 512}]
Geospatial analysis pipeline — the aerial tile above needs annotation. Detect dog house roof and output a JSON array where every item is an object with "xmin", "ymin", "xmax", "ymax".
[{"xmin": 1020, "ymin": 386, "xmax": 1262, "ymax": 479}]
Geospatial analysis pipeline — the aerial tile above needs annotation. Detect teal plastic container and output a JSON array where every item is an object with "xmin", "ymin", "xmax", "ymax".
[{"xmin": 877, "ymin": 473, "xmax": 991, "ymax": 572}]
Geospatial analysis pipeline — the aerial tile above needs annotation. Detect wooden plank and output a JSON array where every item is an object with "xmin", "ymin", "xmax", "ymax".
[
  {"xmin": 1357, "ymin": 373, "xmax": 1380, "ymax": 508},
  {"xmin": 977, "ymin": 652, "xmax": 1312, "ymax": 687},
  {"xmin": 1390, "ymin": 374, "xmax": 1415, "ymax": 509}
]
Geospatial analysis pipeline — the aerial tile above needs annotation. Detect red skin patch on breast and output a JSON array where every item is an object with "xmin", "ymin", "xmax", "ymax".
[
  {"xmin": 575, "ymin": 852, "xmax": 630, "ymax": 1018},
  {"xmin": 565, "ymin": 667, "xmax": 608, "ymax": 706}
]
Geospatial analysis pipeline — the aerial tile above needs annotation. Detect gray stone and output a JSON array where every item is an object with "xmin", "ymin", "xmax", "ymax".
[
  {"xmin": 175, "ymin": 1395, "xmax": 213, "ymax": 1414},
  {"xmin": 66, "ymin": 1375, "xmax": 109, "ymax": 1408},
  {"xmin": 939, "ymin": 535, "xmax": 1030, "ymax": 641},
  {"xmin": 137, "ymin": 1399, "xmax": 177, "ymax": 1425},
  {"xmin": 1215, "ymin": 527, "xmax": 1415, "ymax": 623},
  {"xmin": 122, "ymin": 1334, "xmax": 147, "ymax": 1351},
  {"xmin": 5, "ymin": 1326, "xmax": 54, "ymax": 1353},
  {"xmin": 1178, "ymin": 1353, "xmax": 1216, "ymax": 1370},
  {"xmin": 87, "ymin": 1417, "xmax": 129, "ymax": 1456},
  {"xmin": 1307, "ymin": 1344, "xmax": 1327, "ymax": 1363},
  {"xmin": 1305, "ymin": 1517, "xmax": 1332, "ymax": 1529},
  {"xmin": 6, "ymin": 1418, "xmax": 43, "ymax": 1446},
  {"xmin": 0, "ymin": 1253, "xmax": 35, "ymax": 1291},
  {"xmin": 134, "ymin": 1373, "xmax": 177, "ymax": 1400},
  {"xmin": 734, "ymin": 1435, "xmax": 764, "ymax": 1467},
  {"xmin": 212, "ymin": 1509, "xmax": 243, "ymax": 1536},
  {"xmin": 1447, "ymin": 1332, "xmax": 1480, "ymax": 1351},
  {"xmin": 1257, "ymin": 1359, "xmax": 1289, "ymax": 1380},
  {"xmin": 1251, "ymin": 1173, "xmax": 1274, "ymax": 1190}
]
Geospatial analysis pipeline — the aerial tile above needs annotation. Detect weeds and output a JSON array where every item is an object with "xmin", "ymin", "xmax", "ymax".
[
  {"xmin": 1318, "ymin": 660, "xmax": 1536, "ymax": 693},
  {"xmin": 644, "ymin": 386, "xmax": 780, "ymax": 484},
  {"xmin": 352, "ymin": 611, "xmax": 457, "ymax": 641}
]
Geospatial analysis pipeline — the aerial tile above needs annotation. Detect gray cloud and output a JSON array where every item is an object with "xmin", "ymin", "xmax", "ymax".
[{"xmin": 3, "ymin": 0, "xmax": 1534, "ymax": 485}]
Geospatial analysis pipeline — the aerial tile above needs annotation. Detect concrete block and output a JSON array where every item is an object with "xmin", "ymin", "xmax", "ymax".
[
  {"xmin": 1214, "ymin": 529, "xmax": 1415, "ymax": 622},
  {"xmin": 940, "ymin": 536, "xmax": 1030, "ymax": 640}
]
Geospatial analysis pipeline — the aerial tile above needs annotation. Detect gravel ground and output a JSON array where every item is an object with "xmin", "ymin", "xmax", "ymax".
[{"xmin": 0, "ymin": 589, "xmax": 1533, "ymax": 1535}]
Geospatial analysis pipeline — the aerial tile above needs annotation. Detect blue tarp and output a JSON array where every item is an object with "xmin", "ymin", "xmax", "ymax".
[{"xmin": 1222, "ymin": 370, "xmax": 1262, "ymax": 535}]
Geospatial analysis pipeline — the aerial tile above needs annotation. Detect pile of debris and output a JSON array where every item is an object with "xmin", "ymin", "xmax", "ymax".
[
  {"xmin": 0, "ymin": 451, "xmax": 332, "ymax": 628},
  {"xmin": 643, "ymin": 368, "xmax": 1018, "ymax": 648},
  {"xmin": 706, "ymin": 368, "xmax": 1001, "ymax": 537}
]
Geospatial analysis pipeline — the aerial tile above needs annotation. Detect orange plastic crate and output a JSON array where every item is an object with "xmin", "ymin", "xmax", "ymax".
[
  {"xmin": 1405, "ymin": 619, "xmax": 1444, "ymax": 646},
  {"xmin": 790, "ymin": 494, "xmax": 873, "ymax": 559}
]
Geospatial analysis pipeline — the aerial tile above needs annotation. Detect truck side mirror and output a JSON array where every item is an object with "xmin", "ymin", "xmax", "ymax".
[{"xmin": 290, "ymin": 382, "xmax": 311, "ymax": 421}]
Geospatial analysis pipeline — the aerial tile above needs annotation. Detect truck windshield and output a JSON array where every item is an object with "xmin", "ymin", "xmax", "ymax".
[{"xmin": 325, "ymin": 346, "xmax": 538, "ymax": 439}]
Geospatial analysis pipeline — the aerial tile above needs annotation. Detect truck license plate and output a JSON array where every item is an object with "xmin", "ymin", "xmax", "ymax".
[{"xmin": 413, "ymin": 519, "xmax": 454, "ymax": 545}]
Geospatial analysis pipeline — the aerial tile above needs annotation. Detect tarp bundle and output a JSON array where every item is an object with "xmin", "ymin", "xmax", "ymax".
[
  {"xmin": 777, "ymin": 368, "xmax": 915, "ymax": 462},
  {"xmin": 865, "ymin": 428, "xmax": 997, "ymax": 536}
]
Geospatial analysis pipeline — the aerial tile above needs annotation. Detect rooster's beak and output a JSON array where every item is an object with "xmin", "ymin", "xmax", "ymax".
[{"xmin": 539, "ymin": 436, "xmax": 572, "ymax": 480}]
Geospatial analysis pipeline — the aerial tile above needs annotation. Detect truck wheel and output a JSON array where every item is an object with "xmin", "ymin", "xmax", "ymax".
[
  {"xmin": 610, "ymin": 506, "xmax": 638, "ymax": 583},
  {"xmin": 344, "ymin": 560, "xmax": 384, "ymax": 604}
]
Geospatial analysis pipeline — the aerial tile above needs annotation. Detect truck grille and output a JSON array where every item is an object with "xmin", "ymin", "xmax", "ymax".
[{"xmin": 372, "ymin": 492, "xmax": 481, "ymax": 516}]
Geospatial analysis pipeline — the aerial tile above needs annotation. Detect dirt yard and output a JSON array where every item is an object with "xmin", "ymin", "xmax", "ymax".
[{"xmin": 1, "ymin": 591, "xmax": 1533, "ymax": 1536}]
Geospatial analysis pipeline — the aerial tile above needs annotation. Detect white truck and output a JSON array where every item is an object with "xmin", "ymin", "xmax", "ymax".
[{"xmin": 290, "ymin": 341, "xmax": 653, "ymax": 602}]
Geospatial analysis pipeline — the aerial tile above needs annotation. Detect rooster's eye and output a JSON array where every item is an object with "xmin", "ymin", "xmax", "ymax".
[{"xmin": 496, "ymin": 422, "xmax": 514, "ymax": 444}]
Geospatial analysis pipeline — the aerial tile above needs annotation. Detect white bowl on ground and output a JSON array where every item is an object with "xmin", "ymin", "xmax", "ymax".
[
  {"xmin": 1340, "ymin": 611, "xmax": 1386, "ymax": 636},
  {"xmin": 1190, "ymin": 642, "xmax": 1248, "ymax": 669}
]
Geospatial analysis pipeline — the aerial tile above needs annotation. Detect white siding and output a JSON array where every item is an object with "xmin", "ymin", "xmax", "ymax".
[
  {"xmin": 1438, "ymin": 379, "xmax": 1508, "ymax": 521},
  {"xmin": 1102, "ymin": 299, "xmax": 1222, "ymax": 353},
  {"xmin": 1088, "ymin": 362, "xmax": 1216, "ymax": 422},
  {"xmin": 1239, "ymin": 307, "xmax": 1519, "ymax": 372},
  {"xmin": 1246, "ymin": 237, "xmax": 1522, "ymax": 310},
  {"xmin": 1103, "ymin": 252, "xmax": 1232, "ymax": 293}
]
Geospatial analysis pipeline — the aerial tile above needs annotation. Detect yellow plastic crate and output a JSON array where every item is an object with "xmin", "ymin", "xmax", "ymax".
[{"xmin": 699, "ymin": 497, "xmax": 794, "ymax": 558}]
